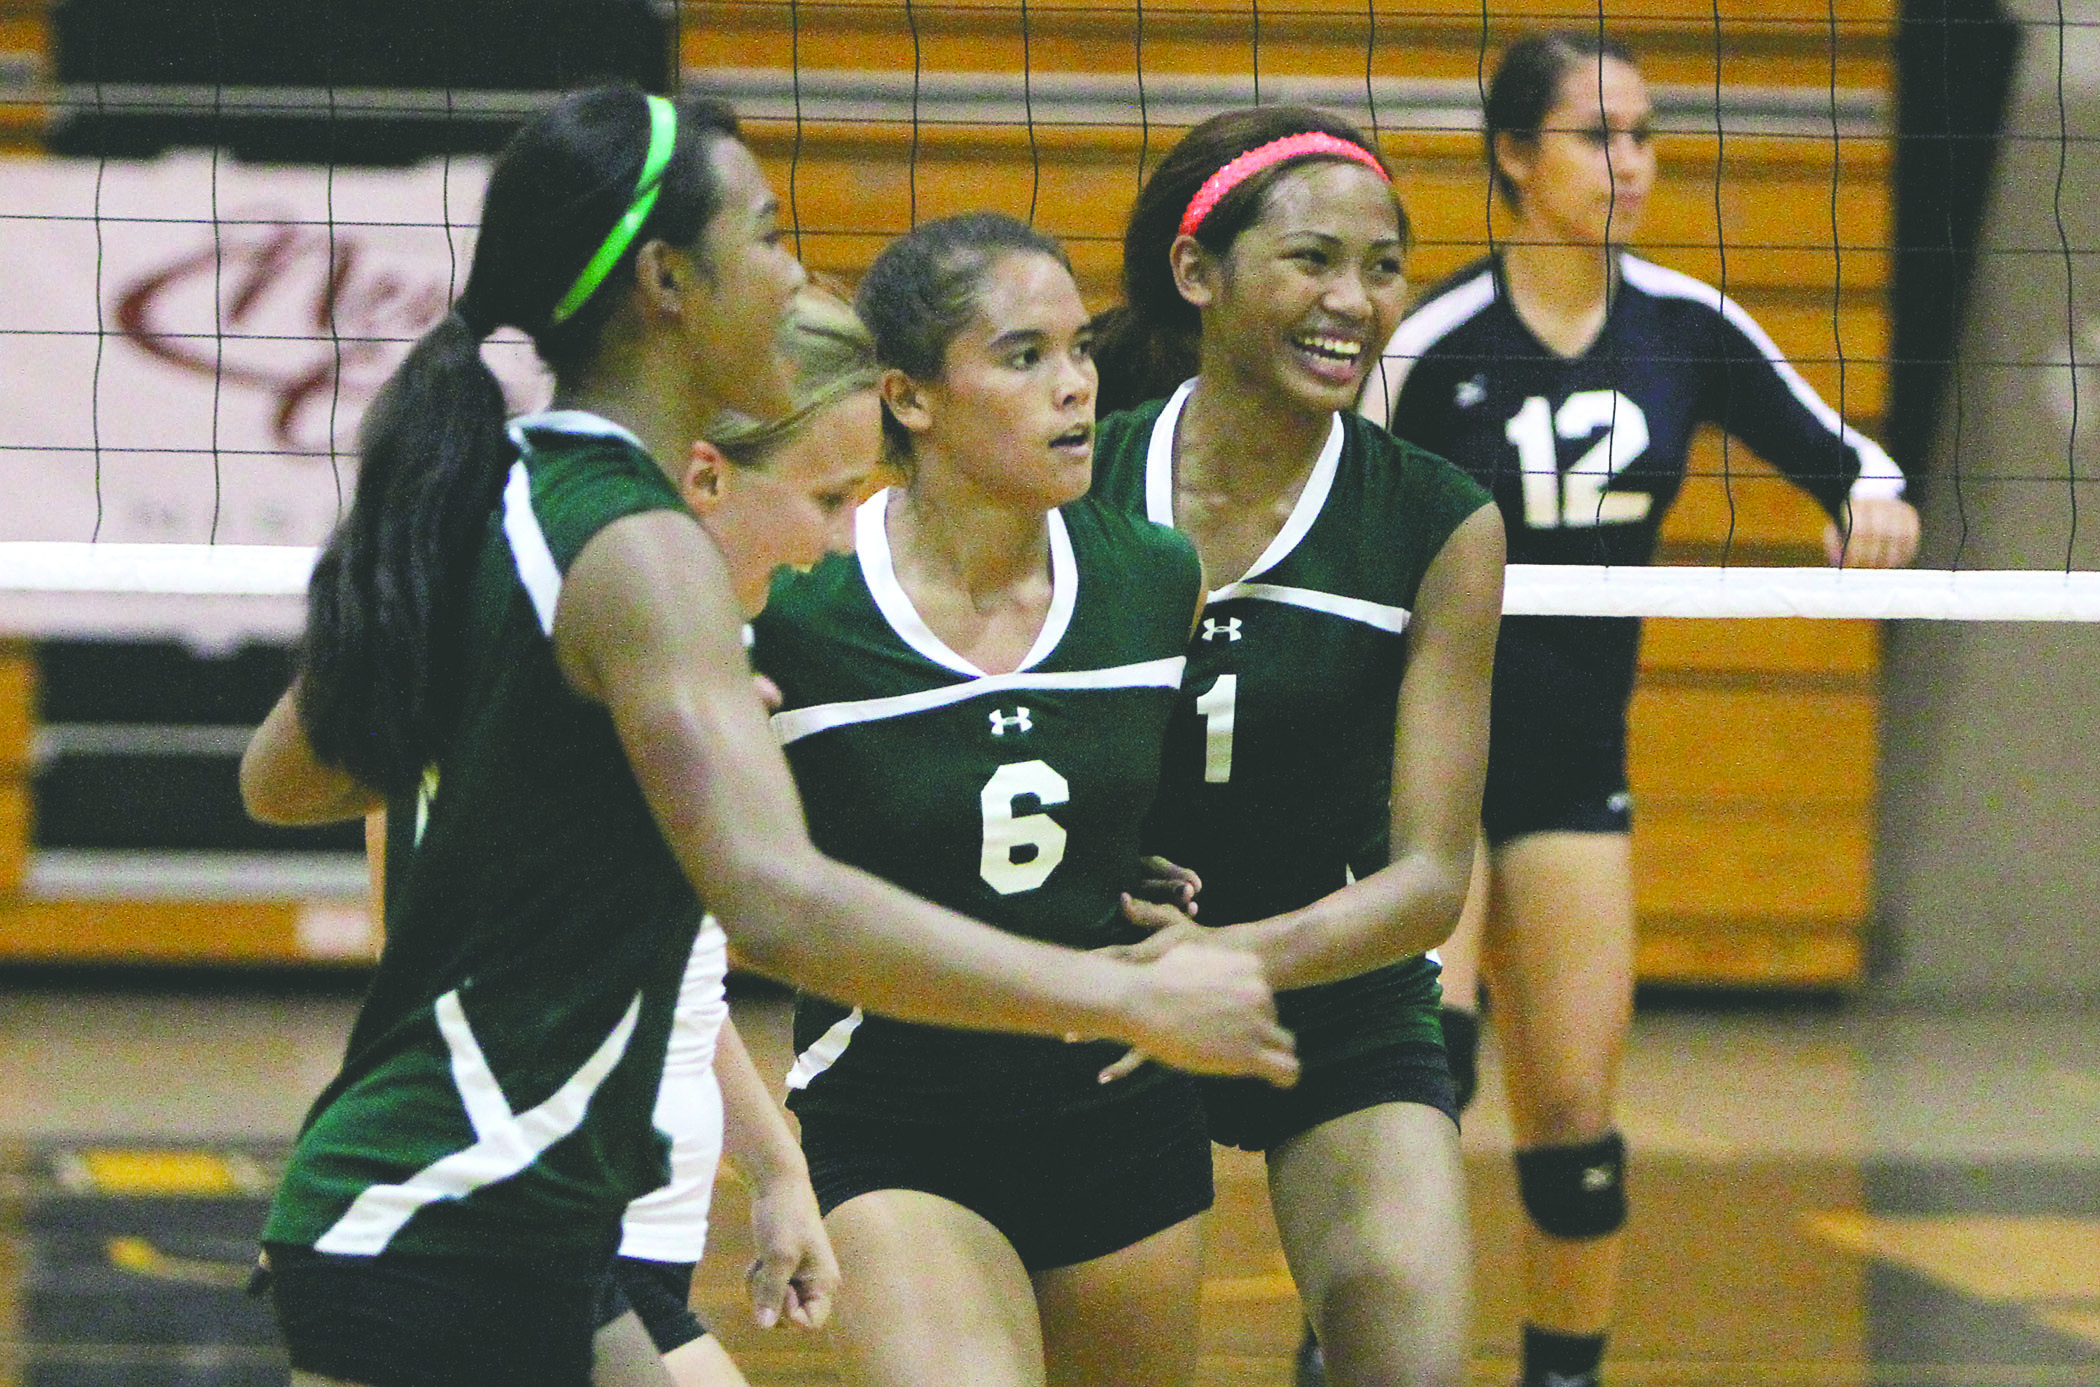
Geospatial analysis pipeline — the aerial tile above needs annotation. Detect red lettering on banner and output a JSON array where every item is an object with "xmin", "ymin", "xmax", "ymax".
[{"xmin": 112, "ymin": 209, "xmax": 452, "ymax": 452}]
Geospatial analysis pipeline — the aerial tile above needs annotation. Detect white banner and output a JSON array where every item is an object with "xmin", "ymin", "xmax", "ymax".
[{"xmin": 0, "ymin": 153, "xmax": 550, "ymax": 547}]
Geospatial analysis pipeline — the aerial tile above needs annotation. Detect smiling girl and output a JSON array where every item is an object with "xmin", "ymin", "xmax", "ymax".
[{"xmin": 1092, "ymin": 107, "xmax": 1505, "ymax": 1387}]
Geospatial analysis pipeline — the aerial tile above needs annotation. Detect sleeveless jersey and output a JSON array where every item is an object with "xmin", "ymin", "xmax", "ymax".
[
  {"xmin": 752, "ymin": 491, "xmax": 1203, "ymax": 1120},
  {"xmin": 1092, "ymin": 384, "xmax": 1491, "ymax": 1049},
  {"xmin": 1362, "ymin": 253, "xmax": 1906, "ymax": 744},
  {"xmin": 264, "ymin": 412, "xmax": 703, "ymax": 1262}
]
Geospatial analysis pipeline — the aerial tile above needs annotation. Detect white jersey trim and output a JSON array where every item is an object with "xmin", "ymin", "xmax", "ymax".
[
  {"xmin": 500, "ymin": 462, "xmax": 563, "ymax": 637},
  {"xmin": 855, "ymin": 490, "xmax": 1078, "ymax": 678},
  {"xmin": 313, "ymin": 988, "xmax": 643, "ymax": 1256},
  {"xmin": 1144, "ymin": 381, "xmax": 1345, "ymax": 590},
  {"xmin": 1209, "ymin": 581, "xmax": 1414, "ymax": 636},
  {"xmin": 785, "ymin": 1007, "xmax": 864, "ymax": 1090},
  {"xmin": 1616, "ymin": 255, "xmax": 1905, "ymax": 498},
  {"xmin": 1360, "ymin": 267, "xmax": 1497, "ymax": 428},
  {"xmin": 771, "ymin": 655, "xmax": 1188, "ymax": 746},
  {"xmin": 619, "ymin": 916, "xmax": 730, "ymax": 1261},
  {"xmin": 500, "ymin": 412, "xmax": 659, "ymax": 637},
  {"xmin": 508, "ymin": 410, "xmax": 647, "ymax": 450}
]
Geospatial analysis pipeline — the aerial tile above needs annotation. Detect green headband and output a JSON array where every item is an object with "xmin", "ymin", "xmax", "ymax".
[{"xmin": 550, "ymin": 93, "xmax": 678, "ymax": 327}]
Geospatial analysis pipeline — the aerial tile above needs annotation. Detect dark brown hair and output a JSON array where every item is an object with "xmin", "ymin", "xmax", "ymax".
[{"xmin": 1094, "ymin": 105, "xmax": 1405, "ymax": 415}]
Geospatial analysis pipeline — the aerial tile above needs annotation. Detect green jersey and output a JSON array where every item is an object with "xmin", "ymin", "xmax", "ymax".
[
  {"xmin": 753, "ymin": 492, "xmax": 1202, "ymax": 1118},
  {"xmin": 264, "ymin": 412, "xmax": 701, "ymax": 1262},
  {"xmin": 1093, "ymin": 386, "xmax": 1491, "ymax": 1051}
]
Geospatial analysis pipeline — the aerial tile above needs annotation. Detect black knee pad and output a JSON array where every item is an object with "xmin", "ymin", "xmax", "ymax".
[{"xmin": 1514, "ymin": 1132, "xmax": 1626, "ymax": 1240}]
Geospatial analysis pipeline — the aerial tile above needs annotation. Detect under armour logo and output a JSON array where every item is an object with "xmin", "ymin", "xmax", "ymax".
[
  {"xmin": 1539, "ymin": 1374, "xmax": 1597, "ymax": 1387},
  {"xmin": 989, "ymin": 707, "xmax": 1033, "ymax": 737},
  {"xmin": 1455, "ymin": 374, "xmax": 1487, "ymax": 408},
  {"xmin": 1581, "ymin": 1163, "xmax": 1615, "ymax": 1192},
  {"xmin": 1201, "ymin": 617, "xmax": 1243, "ymax": 642}
]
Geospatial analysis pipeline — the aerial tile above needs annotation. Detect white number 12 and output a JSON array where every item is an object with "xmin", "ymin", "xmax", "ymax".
[{"xmin": 1505, "ymin": 390, "xmax": 1653, "ymax": 529}]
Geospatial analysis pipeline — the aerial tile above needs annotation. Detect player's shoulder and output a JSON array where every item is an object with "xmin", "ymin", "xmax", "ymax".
[
  {"xmin": 507, "ymin": 412, "xmax": 685, "ymax": 570},
  {"xmin": 1618, "ymin": 254, "xmax": 1736, "ymax": 321},
  {"xmin": 1062, "ymin": 493, "xmax": 1202, "ymax": 592},
  {"xmin": 753, "ymin": 547, "xmax": 867, "ymax": 646}
]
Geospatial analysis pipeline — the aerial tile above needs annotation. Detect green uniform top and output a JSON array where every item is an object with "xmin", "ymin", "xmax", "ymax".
[
  {"xmin": 753, "ymin": 491, "xmax": 1202, "ymax": 1119},
  {"xmin": 264, "ymin": 412, "xmax": 701, "ymax": 1263},
  {"xmin": 1093, "ymin": 385, "xmax": 1491, "ymax": 1049}
]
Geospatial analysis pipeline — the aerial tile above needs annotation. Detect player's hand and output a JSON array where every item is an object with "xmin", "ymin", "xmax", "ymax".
[
  {"xmin": 1110, "ymin": 893, "xmax": 1209, "ymax": 961},
  {"xmin": 752, "ymin": 673, "xmax": 784, "ymax": 712},
  {"xmin": 1125, "ymin": 942, "xmax": 1297, "ymax": 1087},
  {"xmin": 1117, "ymin": 891, "xmax": 1208, "ymax": 945},
  {"xmin": 1130, "ymin": 854, "xmax": 1201, "ymax": 917},
  {"xmin": 745, "ymin": 1168, "xmax": 839, "ymax": 1330},
  {"xmin": 1825, "ymin": 496, "xmax": 1920, "ymax": 569}
]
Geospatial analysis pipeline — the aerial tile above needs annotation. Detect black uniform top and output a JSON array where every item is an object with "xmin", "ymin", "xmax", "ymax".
[{"xmin": 1364, "ymin": 252, "xmax": 1905, "ymax": 746}]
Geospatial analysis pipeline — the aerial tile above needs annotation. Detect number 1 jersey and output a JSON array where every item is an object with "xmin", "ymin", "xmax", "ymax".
[{"xmin": 1092, "ymin": 385, "xmax": 1490, "ymax": 1012}]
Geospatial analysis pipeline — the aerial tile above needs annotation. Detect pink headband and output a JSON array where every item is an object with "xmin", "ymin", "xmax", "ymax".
[{"xmin": 1178, "ymin": 132, "xmax": 1391, "ymax": 238}]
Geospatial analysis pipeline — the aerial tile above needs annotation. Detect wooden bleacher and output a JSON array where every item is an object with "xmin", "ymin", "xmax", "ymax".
[{"xmin": 0, "ymin": 0, "xmax": 1894, "ymax": 982}]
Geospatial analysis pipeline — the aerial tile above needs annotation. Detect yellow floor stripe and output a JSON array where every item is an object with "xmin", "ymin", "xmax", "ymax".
[
  {"xmin": 56, "ymin": 1148, "xmax": 265, "ymax": 1196},
  {"xmin": 104, "ymin": 1236, "xmax": 252, "ymax": 1290},
  {"xmin": 1805, "ymin": 1212, "xmax": 2100, "ymax": 1302}
]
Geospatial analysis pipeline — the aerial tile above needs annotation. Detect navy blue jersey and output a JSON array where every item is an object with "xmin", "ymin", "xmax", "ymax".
[{"xmin": 1363, "ymin": 253, "xmax": 1905, "ymax": 750}]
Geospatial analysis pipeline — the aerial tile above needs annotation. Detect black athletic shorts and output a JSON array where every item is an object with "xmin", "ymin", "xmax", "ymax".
[
  {"xmin": 595, "ymin": 1256, "xmax": 708, "ymax": 1355},
  {"xmin": 1480, "ymin": 616, "xmax": 1637, "ymax": 847},
  {"xmin": 797, "ymin": 1076, "xmax": 1212, "ymax": 1273},
  {"xmin": 265, "ymin": 1242, "xmax": 611, "ymax": 1387},
  {"xmin": 1203, "ymin": 960, "xmax": 1457, "ymax": 1152}
]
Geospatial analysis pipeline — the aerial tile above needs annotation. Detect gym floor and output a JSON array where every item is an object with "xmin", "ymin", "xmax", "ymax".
[{"xmin": 1, "ymin": 977, "xmax": 2095, "ymax": 1386}]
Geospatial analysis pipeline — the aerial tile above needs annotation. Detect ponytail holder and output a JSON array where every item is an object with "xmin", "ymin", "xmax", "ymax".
[
  {"xmin": 1178, "ymin": 131, "xmax": 1390, "ymax": 239},
  {"xmin": 550, "ymin": 93, "xmax": 679, "ymax": 327}
]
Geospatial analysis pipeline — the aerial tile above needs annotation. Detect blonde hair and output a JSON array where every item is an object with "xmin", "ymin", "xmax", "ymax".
[{"xmin": 705, "ymin": 285, "xmax": 881, "ymax": 467}]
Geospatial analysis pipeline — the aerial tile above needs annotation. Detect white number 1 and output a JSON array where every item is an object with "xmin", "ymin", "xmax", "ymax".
[{"xmin": 1195, "ymin": 674, "xmax": 1237, "ymax": 784}]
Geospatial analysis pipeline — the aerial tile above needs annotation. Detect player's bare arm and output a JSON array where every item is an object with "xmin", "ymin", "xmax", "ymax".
[{"xmin": 557, "ymin": 507, "xmax": 1298, "ymax": 1085}]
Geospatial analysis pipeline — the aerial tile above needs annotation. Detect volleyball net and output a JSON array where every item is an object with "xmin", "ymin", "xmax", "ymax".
[{"xmin": 0, "ymin": 0, "xmax": 2093, "ymax": 632}]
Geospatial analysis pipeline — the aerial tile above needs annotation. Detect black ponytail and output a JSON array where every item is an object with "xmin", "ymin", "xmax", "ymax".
[
  {"xmin": 1095, "ymin": 105, "xmax": 1404, "ymax": 416},
  {"xmin": 297, "ymin": 87, "xmax": 741, "ymax": 794},
  {"xmin": 298, "ymin": 311, "xmax": 508, "ymax": 789}
]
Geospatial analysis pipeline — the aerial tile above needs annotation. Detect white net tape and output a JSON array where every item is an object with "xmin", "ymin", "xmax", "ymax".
[{"xmin": 6, "ymin": 543, "xmax": 2100, "ymax": 649}]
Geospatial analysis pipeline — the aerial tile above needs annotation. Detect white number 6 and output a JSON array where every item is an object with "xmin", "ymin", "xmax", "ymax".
[{"xmin": 979, "ymin": 759, "xmax": 1070, "ymax": 895}]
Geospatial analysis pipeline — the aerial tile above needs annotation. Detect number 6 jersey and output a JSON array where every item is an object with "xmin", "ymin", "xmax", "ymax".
[{"xmin": 750, "ymin": 491, "xmax": 1203, "ymax": 1120}]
